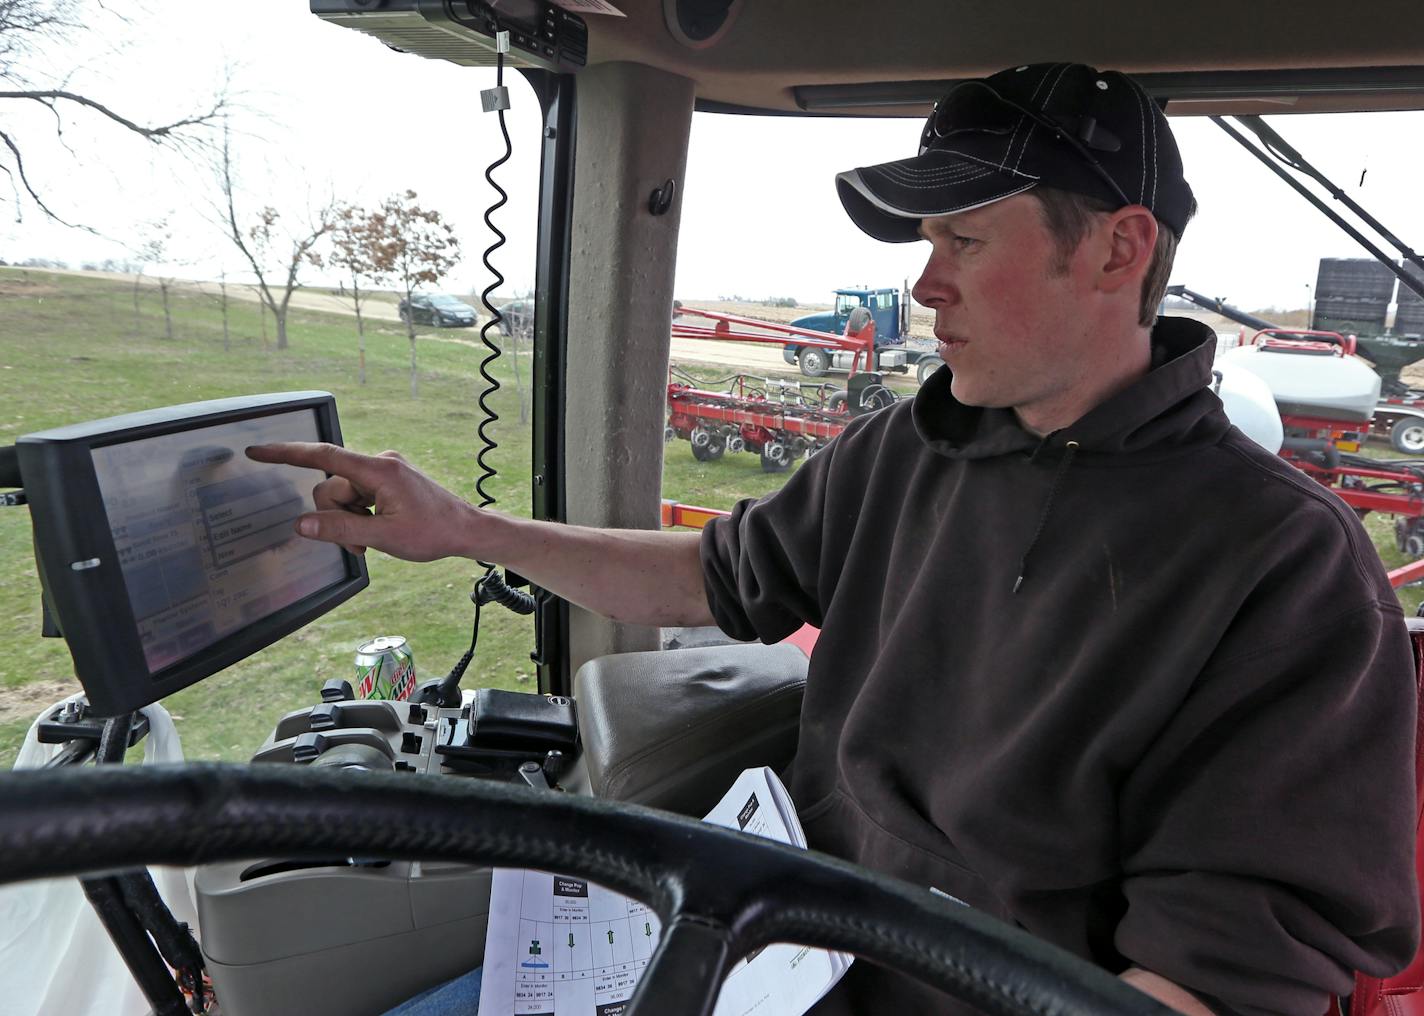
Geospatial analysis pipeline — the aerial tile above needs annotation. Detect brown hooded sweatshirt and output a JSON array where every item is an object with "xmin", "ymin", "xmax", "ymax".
[{"xmin": 700, "ymin": 317, "xmax": 1419, "ymax": 1015}]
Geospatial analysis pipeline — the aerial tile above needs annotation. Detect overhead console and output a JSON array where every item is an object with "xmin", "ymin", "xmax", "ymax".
[{"xmin": 310, "ymin": 0, "xmax": 588, "ymax": 72}]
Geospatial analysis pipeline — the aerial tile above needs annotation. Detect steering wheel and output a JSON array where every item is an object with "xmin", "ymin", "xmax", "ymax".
[{"xmin": 0, "ymin": 763, "xmax": 1171, "ymax": 1016}]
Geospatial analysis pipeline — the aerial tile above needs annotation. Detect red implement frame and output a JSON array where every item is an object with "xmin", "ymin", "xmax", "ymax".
[
  {"xmin": 672, "ymin": 306, "xmax": 877, "ymax": 376},
  {"xmin": 667, "ymin": 379, "xmax": 847, "ymax": 446}
]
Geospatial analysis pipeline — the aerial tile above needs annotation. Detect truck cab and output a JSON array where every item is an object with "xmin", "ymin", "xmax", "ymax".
[
  {"xmin": 782, "ymin": 286, "xmax": 939, "ymax": 380},
  {"xmin": 791, "ymin": 288, "xmax": 902, "ymax": 345}
]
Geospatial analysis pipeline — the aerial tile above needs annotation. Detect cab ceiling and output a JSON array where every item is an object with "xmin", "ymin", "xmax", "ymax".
[{"xmin": 582, "ymin": 0, "xmax": 1424, "ymax": 116}]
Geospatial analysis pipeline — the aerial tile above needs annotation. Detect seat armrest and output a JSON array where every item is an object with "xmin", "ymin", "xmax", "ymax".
[{"xmin": 574, "ymin": 643, "xmax": 808, "ymax": 816}]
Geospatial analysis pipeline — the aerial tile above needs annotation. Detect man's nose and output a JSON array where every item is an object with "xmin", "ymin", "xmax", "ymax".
[{"xmin": 912, "ymin": 258, "xmax": 957, "ymax": 309}]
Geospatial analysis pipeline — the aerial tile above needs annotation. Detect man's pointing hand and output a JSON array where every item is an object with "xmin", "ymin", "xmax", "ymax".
[{"xmin": 245, "ymin": 442, "xmax": 483, "ymax": 562}]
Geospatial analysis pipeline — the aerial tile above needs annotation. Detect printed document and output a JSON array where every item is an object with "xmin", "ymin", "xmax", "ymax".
[{"xmin": 477, "ymin": 767, "xmax": 852, "ymax": 1016}]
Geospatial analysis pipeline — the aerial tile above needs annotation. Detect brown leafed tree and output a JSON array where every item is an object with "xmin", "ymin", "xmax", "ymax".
[
  {"xmin": 329, "ymin": 203, "xmax": 391, "ymax": 384},
  {"xmin": 371, "ymin": 190, "xmax": 461, "ymax": 397},
  {"xmin": 218, "ymin": 126, "xmax": 333, "ymax": 351},
  {"xmin": 1, "ymin": 0, "xmax": 229, "ymax": 226}
]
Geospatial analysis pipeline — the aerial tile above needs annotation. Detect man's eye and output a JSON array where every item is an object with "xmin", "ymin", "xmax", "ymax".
[{"xmin": 954, "ymin": 236, "xmax": 981, "ymax": 250}]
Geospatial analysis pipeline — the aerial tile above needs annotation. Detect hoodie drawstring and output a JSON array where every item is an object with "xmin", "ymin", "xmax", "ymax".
[{"xmin": 1014, "ymin": 440, "xmax": 1079, "ymax": 594}]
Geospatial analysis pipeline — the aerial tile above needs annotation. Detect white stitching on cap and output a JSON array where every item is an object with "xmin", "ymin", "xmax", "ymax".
[
  {"xmin": 921, "ymin": 182, "xmax": 1039, "ymax": 216},
  {"xmin": 1128, "ymin": 73, "xmax": 1158, "ymax": 206},
  {"xmin": 1146, "ymin": 81, "xmax": 1159, "ymax": 206},
  {"xmin": 1013, "ymin": 123, "xmax": 1037, "ymax": 173},
  {"xmin": 877, "ymin": 171, "xmax": 997, "ymax": 188},
  {"xmin": 1040, "ymin": 63, "xmax": 1071, "ymax": 113},
  {"xmin": 902, "ymin": 147, "xmax": 1040, "ymax": 180},
  {"xmin": 1030, "ymin": 63, "xmax": 1060, "ymax": 102},
  {"xmin": 876, "ymin": 167, "xmax": 999, "ymax": 190},
  {"xmin": 877, "ymin": 146, "xmax": 1036, "ymax": 180},
  {"xmin": 1000, "ymin": 112, "xmax": 1025, "ymax": 172},
  {"xmin": 876, "ymin": 160, "xmax": 1000, "ymax": 183},
  {"xmin": 876, "ymin": 151, "xmax": 997, "ymax": 181},
  {"xmin": 1134, "ymin": 75, "xmax": 1146, "ymax": 204},
  {"xmin": 1000, "ymin": 64, "xmax": 1057, "ymax": 174},
  {"xmin": 1025, "ymin": 64, "xmax": 1073, "ymax": 176},
  {"xmin": 878, "ymin": 161, "xmax": 986, "ymax": 179},
  {"xmin": 1013, "ymin": 63, "xmax": 1064, "ymax": 173}
]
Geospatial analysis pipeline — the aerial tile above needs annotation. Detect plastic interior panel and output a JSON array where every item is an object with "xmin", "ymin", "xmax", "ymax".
[
  {"xmin": 197, "ymin": 696, "xmax": 493, "ymax": 1016},
  {"xmin": 196, "ymin": 859, "xmax": 490, "ymax": 1016}
]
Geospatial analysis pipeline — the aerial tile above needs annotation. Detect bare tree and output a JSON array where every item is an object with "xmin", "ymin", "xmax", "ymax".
[
  {"xmin": 329, "ymin": 203, "xmax": 390, "ymax": 384},
  {"xmin": 130, "ymin": 261, "xmax": 144, "ymax": 337},
  {"xmin": 0, "ymin": 0, "xmax": 229, "ymax": 226},
  {"xmin": 217, "ymin": 270, "xmax": 231, "ymax": 351},
  {"xmin": 370, "ymin": 190, "xmax": 460, "ymax": 397},
  {"xmin": 198, "ymin": 268, "xmax": 235, "ymax": 351},
  {"xmin": 134, "ymin": 218, "xmax": 176, "ymax": 340},
  {"xmin": 217, "ymin": 126, "xmax": 332, "ymax": 351}
]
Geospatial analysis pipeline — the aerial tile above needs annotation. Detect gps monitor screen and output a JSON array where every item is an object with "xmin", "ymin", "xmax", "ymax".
[
  {"xmin": 90, "ymin": 409, "xmax": 346, "ymax": 675},
  {"xmin": 19, "ymin": 391, "xmax": 366, "ymax": 716}
]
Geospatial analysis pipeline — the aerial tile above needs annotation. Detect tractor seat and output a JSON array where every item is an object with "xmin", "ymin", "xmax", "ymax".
[{"xmin": 574, "ymin": 641, "xmax": 808, "ymax": 817}]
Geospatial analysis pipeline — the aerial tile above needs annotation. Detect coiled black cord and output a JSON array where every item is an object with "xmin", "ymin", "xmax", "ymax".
[
  {"xmin": 418, "ymin": 44, "xmax": 534, "ymax": 709},
  {"xmin": 474, "ymin": 47, "xmax": 514, "ymax": 518},
  {"xmin": 471, "ymin": 48, "xmax": 536, "ymax": 619}
]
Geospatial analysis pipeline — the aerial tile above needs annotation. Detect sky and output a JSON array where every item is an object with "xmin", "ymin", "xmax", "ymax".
[{"xmin": 3, "ymin": 0, "xmax": 1423, "ymax": 312}]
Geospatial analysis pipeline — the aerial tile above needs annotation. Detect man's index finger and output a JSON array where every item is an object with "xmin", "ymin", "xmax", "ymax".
[{"xmin": 245, "ymin": 441, "xmax": 379, "ymax": 483}]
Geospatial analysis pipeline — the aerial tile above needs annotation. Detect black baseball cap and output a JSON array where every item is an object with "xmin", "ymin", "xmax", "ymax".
[{"xmin": 836, "ymin": 63, "xmax": 1195, "ymax": 242}]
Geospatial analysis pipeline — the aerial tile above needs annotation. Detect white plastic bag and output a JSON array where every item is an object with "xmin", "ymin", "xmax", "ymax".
[{"xmin": 0, "ymin": 695, "xmax": 201, "ymax": 1016}]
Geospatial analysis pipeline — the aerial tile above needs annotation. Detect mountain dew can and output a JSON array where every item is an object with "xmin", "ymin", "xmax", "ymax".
[{"xmin": 354, "ymin": 636, "xmax": 416, "ymax": 701}]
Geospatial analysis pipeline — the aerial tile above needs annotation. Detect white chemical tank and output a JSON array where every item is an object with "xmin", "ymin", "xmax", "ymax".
[
  {"xmin": 1213, "ymin": 360, "xmax": 1285, "ymax": 453},
  {"xmin": 1218, "ymin": 340, "xmax": 1381, "ymax": 422}
]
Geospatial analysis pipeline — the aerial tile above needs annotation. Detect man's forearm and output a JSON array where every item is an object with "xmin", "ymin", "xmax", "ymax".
[
  {"xmin": 475, "ymin": 512, "xmax": 716, "ymax": 629},
  {"xmin": 243, "ymin": 442, "xmax": 716, "ymax": 629}
]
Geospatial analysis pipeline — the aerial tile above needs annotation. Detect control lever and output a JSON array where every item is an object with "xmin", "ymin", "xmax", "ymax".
[
  {"xmin": 321, "ymin": 679, "xmax": 355, "ymax": 702},
  {"xmin": 292, "ymin": 732, "xmax": 331, "ymax": 763},
  {"xmin": 518, "ymin": 760, "xmax": 551, "ymax": 791},
  {"xmin": 309, "ymin": 703, "xmax": 343, "ymax": 731}
]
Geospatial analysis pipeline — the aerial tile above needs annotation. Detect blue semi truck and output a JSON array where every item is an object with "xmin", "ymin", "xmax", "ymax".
[{"xmin": 782, "ymin": 285, "xmax": 941, "ymax": 383}]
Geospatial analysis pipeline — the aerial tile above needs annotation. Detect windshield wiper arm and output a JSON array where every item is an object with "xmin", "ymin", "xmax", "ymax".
[{"xmin": 1212, "ymin": 113, "xmax": 1424, "ymax": 303}]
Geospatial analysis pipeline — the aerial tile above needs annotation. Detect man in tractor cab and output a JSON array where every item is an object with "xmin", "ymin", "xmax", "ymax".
[{"xmin": 250, "ymin": 63, "xmax": 1419, "ymax": 1016}]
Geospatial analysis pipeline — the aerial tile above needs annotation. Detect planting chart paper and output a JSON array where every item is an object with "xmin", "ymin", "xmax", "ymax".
[{"xmin": 478, "ymin": 768, "xmax": 851, "ymax": 1016}]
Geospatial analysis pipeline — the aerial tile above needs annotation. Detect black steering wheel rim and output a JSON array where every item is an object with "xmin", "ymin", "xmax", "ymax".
[{"xmin": 0, "ymin": 763, "xmax": 1170, "ymax": 1016}]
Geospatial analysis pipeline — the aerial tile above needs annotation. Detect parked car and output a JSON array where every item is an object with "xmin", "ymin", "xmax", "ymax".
[
  {"xmin": 398, "ymin": 293, "xmax": 478, "ymax": 328},
  {"xmin": 495, "ymin": 298, "xmax": 534, "ymax": 336}
]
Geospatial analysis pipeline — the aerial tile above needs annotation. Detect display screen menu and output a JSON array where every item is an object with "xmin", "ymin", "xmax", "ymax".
[{"xmin": 89, "ymin": 410, "xmax": 347, "ymax": 675}]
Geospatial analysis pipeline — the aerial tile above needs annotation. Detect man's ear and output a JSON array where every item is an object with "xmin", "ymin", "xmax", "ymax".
[{"xmin": 1096, "ymin": 206, "xmax": 1158, "ymax": 296}]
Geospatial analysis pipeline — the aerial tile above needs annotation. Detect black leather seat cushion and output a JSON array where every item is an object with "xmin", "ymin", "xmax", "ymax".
[{"xmin": 575, "ymin": 643, "xmax": 808, "ymax": 816}]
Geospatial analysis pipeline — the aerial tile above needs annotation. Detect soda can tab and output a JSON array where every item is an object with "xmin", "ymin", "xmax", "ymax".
[{"xmin": 353, "ymin": 635, "xmax": 417, "ymax": 702}]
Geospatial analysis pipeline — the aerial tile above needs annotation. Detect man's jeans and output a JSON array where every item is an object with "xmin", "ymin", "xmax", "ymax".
[{"xmin": 382, "ymin": 965, "xmax": 483, "ymax": 1015}]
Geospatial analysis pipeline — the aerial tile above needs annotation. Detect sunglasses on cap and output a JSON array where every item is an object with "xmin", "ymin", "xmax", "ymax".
[{"xmin": 919, "ymin": 80, "xmax": 1133, "ymax": 208}]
